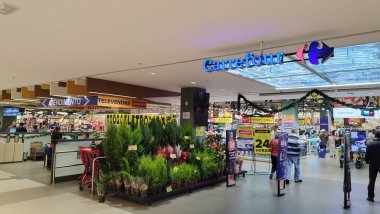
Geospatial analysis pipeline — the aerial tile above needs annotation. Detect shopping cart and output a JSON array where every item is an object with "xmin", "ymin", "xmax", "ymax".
[{"xmin": 78, "ymin": 146, "xmax": 102, "ymax": 191}]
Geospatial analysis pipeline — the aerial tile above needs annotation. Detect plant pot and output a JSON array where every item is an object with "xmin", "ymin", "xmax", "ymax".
[
  {"xmin": 140, "ymin": 183, "xmax": 148, "ymax": 199},
  {"xmin": 97, "ymin": 185, "xmax": 105, "ymax": 196},
  {"xmin": 115, "ymin": 177, "xmax": 123, "ymax": 192},
  {"xmin": 171, "ymin": 183, "xmax": 177, "ymax": 190},
  {"xmin": 123, "ymin": 181, "xmax": 131, "ymax": 194}
]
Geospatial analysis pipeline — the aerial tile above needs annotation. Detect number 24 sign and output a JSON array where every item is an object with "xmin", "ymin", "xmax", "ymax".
[{"xmin": 254, "ymin": 129, "xmax": 271, "ymax": 155}]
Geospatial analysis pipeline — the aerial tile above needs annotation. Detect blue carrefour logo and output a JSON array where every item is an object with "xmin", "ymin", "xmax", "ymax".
[{"xmin": 202, "ymin": 52, "xmax": 284, "ymax": 72}]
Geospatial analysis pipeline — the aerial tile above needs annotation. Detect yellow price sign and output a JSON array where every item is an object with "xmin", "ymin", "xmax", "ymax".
[
  {"xmin": 251, "ymin": 117, "xmax": 274, "ymax": 124},
  {"xmin": 254, "ymin": 128, "xmax": 271, "ymax": 155}
]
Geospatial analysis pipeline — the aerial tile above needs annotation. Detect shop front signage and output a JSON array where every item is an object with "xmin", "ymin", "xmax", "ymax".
[
  {"xmin": 106, "ymin": 113, "xmax": 176, "ymax": 126},
  {"xmin": 296, "ymin": 41, "xmax": 334, "ymax": 65},
  {"xmin": 237, "ymin": 125, "xmax": 254, "ymax": 139},
  {"xmin": 97, "ymin": 96, "xmax": 147, "ymax": 109},
  {"xmin": 36, "ymin": 96, "xmax": 98, "ymax": 107},
  {"xmin": 333, "ymin": 108, "xmax": 379, "ymax": 119},
  {"xmin": 251, "ymin": 116, "xmax": 274, "ymax": 124},
  {"xmin": 36, "ymin": 95, "xmax": 147, "ymax": 109},
  {"xmin": 202, "ymin": 52, "xmax": 284, "ymax": 72},
  {"xmin": 209, "ymin": 117, "xmax": 233, "ymax": 123},
  {"xmin": 203, "ymin": 40, "xmax": 333, "ymax": 72}
]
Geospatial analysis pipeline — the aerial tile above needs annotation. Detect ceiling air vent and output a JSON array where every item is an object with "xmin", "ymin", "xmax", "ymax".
[{"xmin": 0, "ymin": 2, "xmax": 18, "ymax": 15}]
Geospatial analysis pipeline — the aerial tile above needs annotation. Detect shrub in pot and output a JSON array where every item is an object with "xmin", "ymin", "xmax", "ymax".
[
  {"xmin": 96, "ymin": 171, "xmax": 110, "ymax": 201},
  {"xmin": 169, "ymin": 166, "xmax": 180, "ymax": 189}
]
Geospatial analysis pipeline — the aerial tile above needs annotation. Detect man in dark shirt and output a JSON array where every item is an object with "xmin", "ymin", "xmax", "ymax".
[{"xmin": 365, "ymin": 130, "xmax": 380, "ymax": 202}]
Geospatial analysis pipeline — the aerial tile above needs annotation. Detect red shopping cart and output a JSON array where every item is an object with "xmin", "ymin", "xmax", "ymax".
[{"xmin": 78, "ymin": 146, "xmax": 102, "ymax": 191}]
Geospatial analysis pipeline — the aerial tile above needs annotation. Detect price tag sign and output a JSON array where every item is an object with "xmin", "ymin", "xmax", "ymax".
[
  {"xmin": 190, "ymin": 144, "xmax": 195, "ymax": 149},
  {"xmin": 254, "ymin": 128, "xmax": 271, "ymax": 155},
  {"xmin": 166, "ymin": 186, "xmax": 173, "ymax": 192},
  {"xmin": 128, "ymin": 145, "xmax": 138, "ymax": 151},
  {"xmin": 170, "ymin": 154, "xmax": 177, "ymax": 159}
]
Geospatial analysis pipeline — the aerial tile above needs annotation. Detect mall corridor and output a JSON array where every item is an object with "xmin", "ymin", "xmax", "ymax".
[{"xmin": 0, "ymin": 157, "xmax": 379, "ymax": 214}]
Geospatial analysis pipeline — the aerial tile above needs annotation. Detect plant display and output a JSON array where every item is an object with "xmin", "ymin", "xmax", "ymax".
[
  {"xmin": 101, "ymin": 118, "xmax": 226, "ymax": 200},
  {"xmin": 180, "ymin": 122, "xmax": 195, "ymax": 152}
]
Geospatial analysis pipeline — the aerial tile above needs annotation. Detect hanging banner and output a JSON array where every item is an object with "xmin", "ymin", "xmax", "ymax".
[
  {"xmin": 97, "ymin": 96, "xmax": 147, "ymax": 109},
  {"xmin": 106, "ymin": 114, "xmax": 176, "ymax": 126},
  {"xmin": 237, "ymin": 125, "xmax": 254, "ymax": 139},
  {"xmin": 283, "ymin": 115, "xmax": 294, "ymax": 128},
  {"xmin": 226, "ymin": 130, "xmax": 236, "ymax": 187},
  {"xmin": 237, "ymin": 125, "xmax": 254, "ymax": 152},
  {"xmin": 37, "ymin": 95, "xmax": 147, "ymax": 109},
  {"xmin": 36, "ymin": 96, "xmax": 98, "ymax": 107},
  {"xmin": 251, "ymin": 117, "xmax": 274, "ymax": 124},
  {"xmin": 209, "ymin": 118, "xmax": 233, "ymax": 123},
  {"xmin": 254, "ymin": 128, "xmax": 271, "ymax": 155}
]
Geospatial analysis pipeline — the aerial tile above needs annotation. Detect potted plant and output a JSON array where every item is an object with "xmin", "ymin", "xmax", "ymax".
[
  {"xmin": 149, "ymin": 118, "xmax": 164, "ymax": 156},
  {"xmin": 96, "ymin": 171, "xmax": 110, "ymax": 203},
  {"xmin": 102, "ymin": 125, "xmax": 123, "ymax": 172},
  {"xmin": 180, "ymin": 122, "xmax": 195, "ymax": 152},
  {"xmin": 121, "ymin": 157, "xmax": 131, "ymax": 194},
  {"xmin": 169, "ymin": 166, "xmax": 180, "ymax": 189}
]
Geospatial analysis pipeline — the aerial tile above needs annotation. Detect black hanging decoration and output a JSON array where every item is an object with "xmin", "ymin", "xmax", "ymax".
[{"xmin": 237, "ymin": 89, "xmax": 380, "ymax": 116}]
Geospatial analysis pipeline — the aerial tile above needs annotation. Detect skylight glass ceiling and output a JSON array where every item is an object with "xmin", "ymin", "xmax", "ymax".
[{"xmin": 225, "ymin": 42, "xmax": 380, "ymax": 89}]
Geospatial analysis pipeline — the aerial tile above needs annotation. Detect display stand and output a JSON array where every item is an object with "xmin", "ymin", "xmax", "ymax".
[
  {"xmin": 276, "ymin": 132, "xmax": 288, "ymax": 197},
  {"xmin": 342, "ymin": 134, "xmax": 351, "ymax": 209}
]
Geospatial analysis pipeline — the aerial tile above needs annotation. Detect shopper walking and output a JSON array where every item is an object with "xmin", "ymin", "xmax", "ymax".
[
  {"xmin": 365, "ymin": 130, "xmax": 380, "ymax": 202},
  {"xmin": 269, "ymin": 133, "xmax": 279, "ymax": 180},
  {"xmin": 286, "ymin": 129, "xmax": 302, "ymax": 184},
  {"xmin": 328, "ymin": 132, "xmax": 336, "ymax": 158},
  {"xmin": 319, "ymin": 129, "xmax": 328, "ymax": 150}
]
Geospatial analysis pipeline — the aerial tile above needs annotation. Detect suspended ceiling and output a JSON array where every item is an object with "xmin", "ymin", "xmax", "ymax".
[{"xmin": 1, "ymin": 0, "xmax": 380, "ymax": 104}]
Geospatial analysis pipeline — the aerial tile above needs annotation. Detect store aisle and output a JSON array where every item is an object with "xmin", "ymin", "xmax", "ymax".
[{"xmin": 0, "ymin": 157, "xmax": 379, "ymax": 214}]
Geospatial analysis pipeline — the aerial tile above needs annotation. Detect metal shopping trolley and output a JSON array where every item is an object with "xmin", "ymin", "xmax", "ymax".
[{"xmin": 78, "ymin": 146, "xmax": 102, "ymax": 191}]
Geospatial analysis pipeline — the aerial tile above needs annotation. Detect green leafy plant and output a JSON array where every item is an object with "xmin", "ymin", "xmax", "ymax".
[
  {"xmin": 140, "ymin": 123, "xmax": 155, "ymax": 156},
  {"xmin": 149, "ymin": 118, "xmax": 164, "ymax": 152},
  {"xmin": 197, "ymin": 150, "xmax": 219, "ymax": 179},
  {"xmin": 102, "ymin": 124, "xmax": 123, "ymax": 171},
  {"xmin": 180, "ymin": 122, "xmax": 195, "ymax": 152},
  {"xmin": 126, "ymin": 150, "xmax": 139, "ymax": 176}
]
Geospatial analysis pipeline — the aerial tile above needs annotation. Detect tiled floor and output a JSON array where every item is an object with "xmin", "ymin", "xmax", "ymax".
[{"xmin": 0, "ymin": 156, "xmax": 379, "ymax": 214}]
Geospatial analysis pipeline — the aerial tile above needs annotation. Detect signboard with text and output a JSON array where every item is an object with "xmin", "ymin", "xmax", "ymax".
[
  {"xmin": 251, "ymin": 117, "xmax": 274, "ymax": 124},
  {"xmin": 226, "ymin": 130, "xmax": 236, "ymax": 187},
  {"xmin": 36, "ymin": 95, "xmax": 147, "ymax": 109},
  {"xmin": 254, "ymin": 128, "xmax": 271, "ymax": 155},
  {"xmin": 277, "ymin": 132, "xmax": 288, "ymax": 197}
]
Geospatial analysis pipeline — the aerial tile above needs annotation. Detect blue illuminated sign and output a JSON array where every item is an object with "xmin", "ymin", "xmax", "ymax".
[{"xmin": 202, "ymin": 52, "xmax": 284, "ymax": 72}]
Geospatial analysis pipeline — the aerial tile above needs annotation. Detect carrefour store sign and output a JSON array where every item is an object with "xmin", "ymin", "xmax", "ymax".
[{"xmin": 202, "ymin": 52, "xmax": 284, "ymax": 72}]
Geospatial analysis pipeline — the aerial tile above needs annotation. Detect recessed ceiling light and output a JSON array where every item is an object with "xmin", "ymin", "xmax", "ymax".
[
  {"xmin": 190, "ymin": 81, "xmax": 196, "ymax": 84},
  {"xmin": 347, "ymin": 92, "xmax": 354, "ymax": 95},
  {"xmin": 148, "ymin": 72, "xmax": 156, "ymax": 75},
  {"xmin": 369, "ymin": 92, "xmax": 374, "ymax": 95}
]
